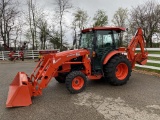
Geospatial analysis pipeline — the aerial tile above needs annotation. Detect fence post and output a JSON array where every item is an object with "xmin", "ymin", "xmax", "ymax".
[
  {"xmin": 18, "ymin": 50, "xmax": 20, "ymax": 57},
  {"xmin": 2, "ymin": 51, "xmax": 5, "ymax": 60},
  {"xmin": 32, "ymin": 50, "xmax": 34, "ymax": 59}
]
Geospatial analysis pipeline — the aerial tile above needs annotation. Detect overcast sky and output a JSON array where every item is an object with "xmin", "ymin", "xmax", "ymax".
[
  {"xmin": 20, "ymin": 0, "xmax": 156, "ymax": 45},
  {"xmin": 33, "ymin": 0, "xmax": 147, "ymax": 22}
]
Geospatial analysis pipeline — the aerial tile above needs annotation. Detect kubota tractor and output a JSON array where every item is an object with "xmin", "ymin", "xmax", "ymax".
[{"xmin": 6, "ymin": 27, "xmax": 148, "ymax": 107}]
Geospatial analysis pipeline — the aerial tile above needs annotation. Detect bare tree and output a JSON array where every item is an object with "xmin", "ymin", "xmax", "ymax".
[
  {"xmin": 112, "ymin": 7, "xmax": 128, "ymax": 27},
  {"xmin": 26, "ymin": 0, "xmax": 43, "ymax": 50},
  {"xmin": 27, "ymin": 0, "xmax": 36, "ymax": 49},
  {"xmin": 73, "ymin": 8, "xmax": 88, "ymax": 31},
  {"xmin": 130, "ymin": 1, "xmax": 160, "ymax": 47},
  {"xmin": 0, "ymin": 0, "xmax": 19, "ymax": 46},
  {"xmin": 112, "ymin": 7, "xmax": 128, "ymax": 46},
  {"xmin": 38, "ymin": 19, "xmax": 49, "ymax": 49},
  {"xmin": 50, "ymin": 31, "xmax": 60, "ymax": 49},
  {"xmin": 72, "ymin": 8, "xmax": 89, "ymax": 48},
  {"xmin": 71, "ymin": 20, "xmax": 77, "ymax": 47},
  {"xmin": 49, "ymin": 30, "xmax": 68, "ymax": 50},
  {"xmin": 54, "ymin": 0, "xmax": 72, "ymax": 50},
  {"xmin": 13, "ymin": 16, "xmax": 23, "ymax": 50},
  {"xmin": 93, "ymin": 9, "xmax": 108, "ymax": 27}
]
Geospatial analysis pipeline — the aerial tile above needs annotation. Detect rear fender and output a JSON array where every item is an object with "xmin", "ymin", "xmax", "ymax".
[{"xmin": 103, "ymin": 51, "xmax": 123, "ymax": 65}]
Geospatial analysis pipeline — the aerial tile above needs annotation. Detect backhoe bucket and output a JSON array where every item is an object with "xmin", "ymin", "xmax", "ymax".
[
  {"xmin": 136, "ymin": 52, "xmax": 148, "ymax": 65},
  {"xmin": 6, "ymin": 72, "xmax": 32, "ymax": 107}
]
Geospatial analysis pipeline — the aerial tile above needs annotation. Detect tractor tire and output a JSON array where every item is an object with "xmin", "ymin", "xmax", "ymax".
[
  {"xmin": 55, "ymin": 75, "xmax": 66, "ymax": 83},
  {"xmin": 65, "ymin": 71, "xmax": 87, "ymax": 94},
  {"xmin": 104, "ymin": 54, "xmax": 131, "ymax": 86}
]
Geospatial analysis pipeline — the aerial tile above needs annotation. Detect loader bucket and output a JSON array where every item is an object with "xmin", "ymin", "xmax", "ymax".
[{"xmin": 6, "ymin": 72, "xmax": 32, "ymax": 107}]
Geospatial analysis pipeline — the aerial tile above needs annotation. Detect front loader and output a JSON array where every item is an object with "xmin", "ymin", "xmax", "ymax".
[{"xmin": 6, "ymin": 27, "xmax": 148, "ymax": 107}]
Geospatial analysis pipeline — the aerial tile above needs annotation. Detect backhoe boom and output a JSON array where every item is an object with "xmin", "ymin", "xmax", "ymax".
[{"xmin": 127, "ymin": 28, "xmax": 148, "ymax": 68}]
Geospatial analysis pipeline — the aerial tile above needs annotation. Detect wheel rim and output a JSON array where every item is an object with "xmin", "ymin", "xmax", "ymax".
[
  {"xmin": 72, "ymin": 76, "xmax": 84, "ymax": 90},
  {"xmin": 116, "ymin": 63, "xmax": 128, "ymax": 80}
]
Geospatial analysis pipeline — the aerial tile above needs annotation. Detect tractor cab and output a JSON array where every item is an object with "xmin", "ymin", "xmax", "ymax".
[{"xmin": 80, "ymin": 27, "xmax": 125, "ymax": 73}]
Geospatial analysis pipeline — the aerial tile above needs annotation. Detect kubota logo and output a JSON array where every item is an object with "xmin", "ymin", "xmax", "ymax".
[{"xmin": 67, "ymin": 54, "xmax": 75, "ymax": 57}]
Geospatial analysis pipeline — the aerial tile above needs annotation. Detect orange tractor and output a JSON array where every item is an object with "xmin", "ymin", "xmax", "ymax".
[{"xmin": 6, "ymin": 27, "xmax": 148, "ymax": 107}]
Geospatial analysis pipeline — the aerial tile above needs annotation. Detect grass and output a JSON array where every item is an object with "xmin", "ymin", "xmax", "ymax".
[
  {"xmin": 135, "ymin": 67, "xmax": 160, "ymax": 74},
  {"xmin": 148, "ymin": 51, "xmax": 160, "ymax": 54},
  {"xmin": 136, "ymin": 50, "xmax": 160, "ymax": 54},
  {"xmin": 135, "ymin": 50, "xmax": 160, "ymax": 74},
  {"xmin": 146, "ymin": 62, "xmax": 160, "ymax": 67},
  {"xmin": 148, "ymin": 56, "xmax": 160, "ymax": 61},
  {"xmin": 135, "ymin": 59, "xmax": 160, "ymax": 74}
]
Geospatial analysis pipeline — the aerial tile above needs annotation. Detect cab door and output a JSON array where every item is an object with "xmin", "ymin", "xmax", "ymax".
[{"xmin": 91, "ymin": 30, "xmax": 114, "ymax": 72}]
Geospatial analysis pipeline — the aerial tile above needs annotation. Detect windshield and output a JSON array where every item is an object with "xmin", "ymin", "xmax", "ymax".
[
  {"xmin": 80, "ymin": 31, "xmax": 94, "ymax": 48},
  {"xmin": 96, "ymin": 30, "xmax": 121, "ymax": 48},
  {"xmin": 96, "ymin": 30, "xmax": 113, "ymax": 48},
  {"xmin": 79, "ymin": 30, "xmax": 121, "ymax": 49}
]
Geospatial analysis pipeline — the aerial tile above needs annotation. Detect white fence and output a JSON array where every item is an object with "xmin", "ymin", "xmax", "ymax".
[
  {"xmin": 0, "ymin": 50, "xmax": 59, "ymax": 60},
  {"xmin": 135, "ymin": 48, "xmax": 160, "ymax": 71},
  {"xmin": 0, "ymin": 48, "xmax": 160, "ymax": 71}
]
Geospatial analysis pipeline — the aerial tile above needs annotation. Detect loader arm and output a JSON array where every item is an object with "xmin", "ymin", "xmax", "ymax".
[
  {"xmin": 127, "ymin": 28, "xmax": 148, "ymax": 68},
  {"xmin": 6, "ymin": 49, "xmax": 91, "ymax": 107},
  {"xmin": 30, "ymin": 49, "xmax": 91, "ymax": 96}
]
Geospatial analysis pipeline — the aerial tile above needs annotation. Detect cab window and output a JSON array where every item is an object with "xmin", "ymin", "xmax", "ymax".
[
  {"xmin": 113, "ymin": 31, "xmax": 121, "ymax": 48},
  {"xmin": 80, "ymin": 31, "xmax": 94, "ymax": 48},
  {"xmin": 96, "ymin": 30, "xmax": 113, "ymax": 48}
]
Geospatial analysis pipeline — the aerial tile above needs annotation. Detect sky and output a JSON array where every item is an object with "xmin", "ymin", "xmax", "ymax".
[
  {"xmin": 34, "ymin": 0, "xmax": 146, "ymax": 22},
  {"xmin": 20, "ymin": 0, "xmax": 157, "ymax": 45}
]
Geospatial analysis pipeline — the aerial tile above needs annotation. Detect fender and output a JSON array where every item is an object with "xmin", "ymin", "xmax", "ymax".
[{"xmin": 103, "ymin": 50, "xmax": 124, "ymax": 65}]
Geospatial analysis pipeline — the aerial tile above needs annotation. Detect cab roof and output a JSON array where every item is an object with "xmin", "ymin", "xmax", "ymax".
[{"xmin": 82, "ymin": 26, "xmax": 126, "ymax": 33}]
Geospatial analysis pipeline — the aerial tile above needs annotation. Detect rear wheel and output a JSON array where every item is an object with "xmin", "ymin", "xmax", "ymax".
[
  {"xmin": 104, "ymin": 54, "xmax": 131, "ymax": 85},
  {"xmin": 66, "ymin": 71, "xmax": 87, "ymax": 94}
]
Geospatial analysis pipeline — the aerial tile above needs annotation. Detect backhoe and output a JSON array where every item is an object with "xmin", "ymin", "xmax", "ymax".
[{"xmin": 6, "ymin": 27, "xmax": 148, "ymax": 107}]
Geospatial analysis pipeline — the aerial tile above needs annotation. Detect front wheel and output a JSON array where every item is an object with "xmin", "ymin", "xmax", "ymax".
[
  {"xmin": 104, "ymin": 54, "xmax": 131, "ymax": 85},
  {"xmin": 65, "ymin": 71, "xmax": 87, "ymax": 94}
]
